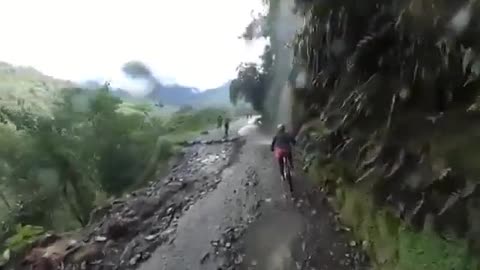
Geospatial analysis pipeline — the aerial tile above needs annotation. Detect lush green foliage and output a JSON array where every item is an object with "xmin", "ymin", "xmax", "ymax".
[
  {"xmin": 0, "ymin": 86, "xmax": 224, "ymax": 243},
  {"xmin": 4, "ymin": 225, "xmax": 44, "ymax": 253},
  {"xmin": 0, "ymin": 224, "xmax": 44, "ymax": 266},
  {"xmin": 230, "ymin": 41, "xmax": 275, "ymax": 113},
  {"xmin": 308, "ymin": 159, "xmax": 479, "ymax": 270},
  {"xmin": 0, "ymin": 62, "xmax": 74, "ymax": 116}
]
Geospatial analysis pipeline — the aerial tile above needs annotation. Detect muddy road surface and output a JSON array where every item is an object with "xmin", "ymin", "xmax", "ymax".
[
  {"xmin": 22, "ymin": 119, "xmax": 370, "ymax": 270},
  {"xmin": 138, "ymin": 119, "xmax": 370, "ymax": 270}
]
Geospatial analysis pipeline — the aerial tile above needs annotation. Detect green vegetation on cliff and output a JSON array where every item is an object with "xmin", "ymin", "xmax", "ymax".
[
  {"xmin": 308, "ymin": 157, "xmax": 479, "ymax": 270},
  {"xmin": 0, "ymin": 62, "xmax": 74, "ymax": 115}
]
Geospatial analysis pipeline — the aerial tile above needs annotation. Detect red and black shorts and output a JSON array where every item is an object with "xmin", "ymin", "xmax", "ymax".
[{"xmin": 274, "ymin": 147, "xmax": 290, "ymax": 160}]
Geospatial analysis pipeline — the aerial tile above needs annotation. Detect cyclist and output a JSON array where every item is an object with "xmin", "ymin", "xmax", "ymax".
[{"xmin": 271, "ymin": 124, "xmax": 296, "ymax": 181}]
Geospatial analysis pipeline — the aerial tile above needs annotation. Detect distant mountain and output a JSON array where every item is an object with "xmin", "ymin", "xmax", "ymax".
[
  {"xmin": 146, "ymin": 81, "xmax": 231, "ymax": 107},
  {"xmin": 0, "ymin": 60, "xmax": 232, "ymax": 111},
  {"xmin": 111, "ymin": 88, "xmax": 135, "ymax": 100},
  {"xmin": 121, "ymin": 61, "xmax": 232, "ymax": 107},
  {"xmin": 195, "ymin": 82, "xmax": 231, "ymax": 107},
  {"xmin": 81, "ymin": 80, "xmax": 103, "ymax": 90},
  {"xmin": 0, "ymin": 61, "xmax": 231, "ymax": 121},
  {"xmin": 80, "ymin": 77, "xmax": 231, "ymax": 107},
  {"xmin": 147, "ymin": 83, "xmax": 198, "ymax": 105}
]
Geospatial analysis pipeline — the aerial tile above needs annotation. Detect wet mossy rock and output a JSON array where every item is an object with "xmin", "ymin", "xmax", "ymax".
[{"xmin": 291, "ymin": 0, "xmax": 480, "ymax": 268}]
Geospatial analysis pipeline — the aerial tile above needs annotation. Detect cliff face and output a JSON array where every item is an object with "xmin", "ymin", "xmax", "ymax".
[{"xmin": 289, "ymin": 0, "xmax": 480, "ymax": 267}]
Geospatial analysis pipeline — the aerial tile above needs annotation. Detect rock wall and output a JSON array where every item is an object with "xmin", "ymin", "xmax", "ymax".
[{"xmin": 291, "ymin": 0, "xmax": 480, "ymax": 268}]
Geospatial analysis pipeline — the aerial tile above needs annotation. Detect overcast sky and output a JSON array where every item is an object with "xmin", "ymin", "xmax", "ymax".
[{"xmin": 0, "ymin": 0, "xmax": 266, "ymax": 91}]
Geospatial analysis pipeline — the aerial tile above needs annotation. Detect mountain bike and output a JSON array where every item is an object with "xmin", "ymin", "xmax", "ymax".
[{"xmin": 282, "ymin": 156, "xmax": 293, "ymax": 194}]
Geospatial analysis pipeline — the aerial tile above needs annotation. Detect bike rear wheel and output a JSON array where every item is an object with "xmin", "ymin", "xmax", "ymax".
[{"xmin": 283, "ymin": 157, "xmax": 293, "ymax": 193}]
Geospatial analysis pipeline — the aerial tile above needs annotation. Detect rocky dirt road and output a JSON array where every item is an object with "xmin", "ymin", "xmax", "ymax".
[
  {"xmin": 21, "ymin": 119, "xmax": 370, "ymax": 270},
  {"xmin": 138, "ymin": 119, "xmax": 370, "ymax": 270}
]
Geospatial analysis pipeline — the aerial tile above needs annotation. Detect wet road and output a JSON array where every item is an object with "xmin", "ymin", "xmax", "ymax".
[{"xmin": 138, "ymin": 119, "xmax": 370, "ymax": 270}]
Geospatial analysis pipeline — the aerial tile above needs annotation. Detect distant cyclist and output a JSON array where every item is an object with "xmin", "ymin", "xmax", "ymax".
[{"xmin": 271, "ymin": 124, "xmax": 296, "ymax": 181}]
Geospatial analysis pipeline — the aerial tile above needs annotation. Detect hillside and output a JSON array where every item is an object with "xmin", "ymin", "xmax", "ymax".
[
  {"xmin": 0, "ymin": 61, "xmax": 236, "ymax": 126},
  {"xmin": 0, "ymin": 63, "xmax": 177, "ymax": 117},
  {"xmin": 0, "ymin": 62, "xmax": 75, "ymax": 115},
  {"xmin": 195, "ymin": 82, "xmax": 231, "ymax": 106}
]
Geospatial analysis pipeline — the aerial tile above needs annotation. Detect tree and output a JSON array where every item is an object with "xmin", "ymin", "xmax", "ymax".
[
  {"xmin": 230, "ymin": 62, "xmax": 268, "ymax": 113},
  {"xmin": 0, "ymin": 87, "xmax": 157, "ymax": 226}
]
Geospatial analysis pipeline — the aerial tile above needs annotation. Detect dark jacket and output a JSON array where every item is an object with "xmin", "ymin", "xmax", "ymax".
[{"xmin": 271, "ymin": 132, "xmax": 296, "ymax": 151}]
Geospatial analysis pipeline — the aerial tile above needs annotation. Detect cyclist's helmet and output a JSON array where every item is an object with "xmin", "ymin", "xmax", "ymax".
[{"xmin": 277, "ymin": 124, "xmax": 286, "ymax": 132}]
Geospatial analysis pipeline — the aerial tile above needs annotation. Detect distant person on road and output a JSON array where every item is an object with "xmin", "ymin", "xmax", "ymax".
[
  {"xmin": 271, "ymin": 124, "xmax": 296, "ymax": 181},
  {"xmin": 217, "ymin": 115, "xmax": 223, "ymax": 129},
  {"xmin": 224, "ymin": 117, "xmax": 230, "ymax": 138}
]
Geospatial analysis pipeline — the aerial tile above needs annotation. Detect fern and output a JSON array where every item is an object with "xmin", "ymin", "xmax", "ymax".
[{"xmin": 4, "ymin": 224, "xmax": 44, "ymax": 253}]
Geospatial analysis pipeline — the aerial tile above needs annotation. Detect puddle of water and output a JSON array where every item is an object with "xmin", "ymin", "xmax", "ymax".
[
  {"xmin": 237, "ymin": 123, "xmax": 273, "ymax": 146},
  {"xmin": 254, "ymin": 137, "xmax": 272, "ymax": 146},
  {"xmin": 199, "ymin": 154, "xmax": 223, "ymax": 164},
  {"xmin": 241, "ymin": 209, "xmax": 304, "ymax": 270}
]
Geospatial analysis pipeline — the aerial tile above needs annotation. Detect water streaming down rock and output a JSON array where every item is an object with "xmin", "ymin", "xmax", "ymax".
[
  {"xmin": 263, "ymin": 0, "xmax": 302, "ymax": 132},
  {"xmin": 276, "ymin": 68, "xmax": 307, "ymax": 131},
  {"xmin": 277, "ymin": 84, "xmax": 293, "ymax": 130}
]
